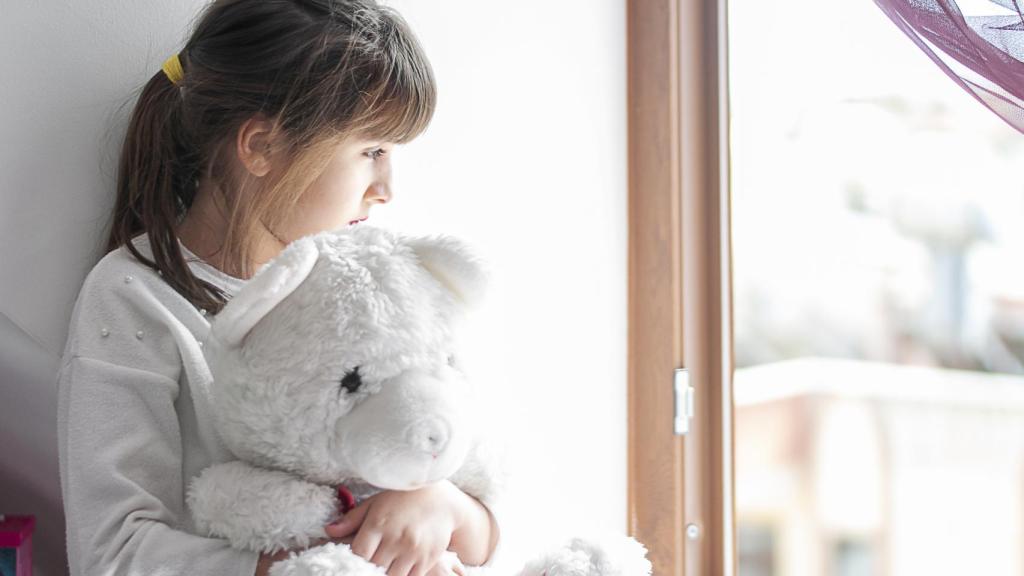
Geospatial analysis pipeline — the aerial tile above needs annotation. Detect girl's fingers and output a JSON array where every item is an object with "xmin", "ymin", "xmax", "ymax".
[
  {"xmin": 386, "ymin": 553, "xmax": 418, "ymax": 576},
  {"xmin": 424, "ymin": 553, "xmax": 459, "ymax": 576},
  {"xmin": 350, "ymin": 526, "xmax": 383, "ymax": 564},
  {"xmin": 452, "ymin": 558, "xmax": 466, "ymax": 576},
  {"xmin": 325, "ymin": 501, "xmax": 371, "ymax": 538},
  {"xmin": 410, "ymin": 550, "xmax": 442, "ymax": 576},
  {"xmin": 370, "ymin": 541, "xmax": 399, "ymax": 573},
  {"xmin": 408, "ymin": 559, "xmax": 431, "ymax": 576}
]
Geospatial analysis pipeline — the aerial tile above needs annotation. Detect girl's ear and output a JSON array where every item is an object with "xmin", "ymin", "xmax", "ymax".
[
  {"xmin": 210, "ymin": 235, "xmax": 320, "ymax": 349},
  {"xmin": 406, "ymin": 234, "xmax": 490, "ymax": 309}
]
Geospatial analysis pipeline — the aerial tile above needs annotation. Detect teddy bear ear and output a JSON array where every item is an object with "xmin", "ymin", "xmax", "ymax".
[
  {"xmin": 209, "ymin": 235, "xmax": 320, "ymax": 349},
  {"xmin": 406, "ymin": 234, "xmax": 490, "ymax": 309}
]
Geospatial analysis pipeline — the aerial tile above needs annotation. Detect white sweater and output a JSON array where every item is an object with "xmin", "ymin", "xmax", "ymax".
[
  {"xmin": 56, "ymin": 233, "xmax": 506, "ymax": 575},
  {"xmin": 57, "ymin": 233, "xmax": 259, "ymax": 575}
]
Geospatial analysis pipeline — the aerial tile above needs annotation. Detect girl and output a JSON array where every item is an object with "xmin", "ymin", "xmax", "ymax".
[{"xmin": 55, "ymin": 1, "xmax": 500, "ymax": 575}]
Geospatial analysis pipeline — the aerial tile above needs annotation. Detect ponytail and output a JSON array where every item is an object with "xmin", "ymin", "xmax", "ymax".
[{"xmin": 106, "ymin": 54, "xmax": 230, "ymax": 314}]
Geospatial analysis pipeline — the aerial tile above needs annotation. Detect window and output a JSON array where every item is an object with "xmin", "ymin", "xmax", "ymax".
[{"xmin": 628, "ymin": 1, "xmax": 1024, "ymax": 575}]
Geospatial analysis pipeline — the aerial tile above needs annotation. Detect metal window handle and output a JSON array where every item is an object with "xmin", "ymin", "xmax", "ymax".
[{"xmin": 674, "ymin": 368, "xmax": 695, "ymax": 435}]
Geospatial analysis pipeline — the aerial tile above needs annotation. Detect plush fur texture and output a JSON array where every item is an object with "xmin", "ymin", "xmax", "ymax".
[
  {"xmin": 185, "ymin": 224, "xmax": 652, "ymax": 576},
  {"xmin": 516, "ymin": 535, "xmax": 653, "ymax": 576}
]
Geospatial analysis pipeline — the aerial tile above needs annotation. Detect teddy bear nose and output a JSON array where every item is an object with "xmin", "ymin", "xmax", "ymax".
[{"xmin": 406, "ymin": 418, "xmax": 450, "ymax": 455}]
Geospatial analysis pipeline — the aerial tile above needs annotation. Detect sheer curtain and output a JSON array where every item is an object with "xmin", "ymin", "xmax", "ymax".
[{"xmin": 874, "ymin": 0, "xmax": 1024, "ymax": 132}]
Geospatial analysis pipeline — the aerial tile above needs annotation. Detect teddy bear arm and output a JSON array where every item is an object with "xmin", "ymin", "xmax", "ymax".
[
  {"xmin": 186, "ymin": 460, "xmax": 339, "ymax": 554},
  {"xmin": 448, "ymin": 431, "xmax": 509, "ymax": 508}
]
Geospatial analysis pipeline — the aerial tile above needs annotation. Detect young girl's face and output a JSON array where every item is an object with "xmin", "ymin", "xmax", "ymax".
[{"xmin": 273, "ymin": 136, "xmax": 395, "ymax": 242}]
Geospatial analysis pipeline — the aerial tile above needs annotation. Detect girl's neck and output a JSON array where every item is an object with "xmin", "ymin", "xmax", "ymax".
[{"xmin": 175, "ymin": 179, "xmax": 285, "ymax": 280}]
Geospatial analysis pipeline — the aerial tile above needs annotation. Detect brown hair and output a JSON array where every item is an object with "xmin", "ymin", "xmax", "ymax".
[{"xmin": 106, "ymin": 0, "xmax": 436, "ymax": 314}]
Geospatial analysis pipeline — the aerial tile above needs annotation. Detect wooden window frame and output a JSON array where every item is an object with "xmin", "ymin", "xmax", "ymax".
[{"xmin": 626, "ymin": 1, "xmax": 734, "ymax": 575}]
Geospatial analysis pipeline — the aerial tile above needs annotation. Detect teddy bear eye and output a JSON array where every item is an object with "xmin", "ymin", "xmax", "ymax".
[{"xmin": 339, "ymin": 366, "xmax": 363, "ymax": 394}]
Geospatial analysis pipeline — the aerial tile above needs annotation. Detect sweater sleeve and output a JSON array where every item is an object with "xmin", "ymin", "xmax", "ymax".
[
  {"xmin": 56, "ymin": 259, "xmax": 260, "ymax": 575},
  {"xmin": 57, "ymin": 355, "xmax": 260, "ymax": 576}
]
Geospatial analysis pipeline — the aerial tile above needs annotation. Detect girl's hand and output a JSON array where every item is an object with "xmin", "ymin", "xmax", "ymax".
[
  {"xmin": 323, "ymin": 480, "xmax": 468, "ymax": 576},
  {"xmin": 427, "ymin": 550, "xmax": 467, "ymax": 576},
  {"xmin": 254, "ymin": 535, "xmax": 465, "ymax": 576}
]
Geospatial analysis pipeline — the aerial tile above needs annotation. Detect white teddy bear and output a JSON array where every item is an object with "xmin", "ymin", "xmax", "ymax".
[{"xmin": 186, "ymin": 223, "xmax": 653, "ymax": 576}]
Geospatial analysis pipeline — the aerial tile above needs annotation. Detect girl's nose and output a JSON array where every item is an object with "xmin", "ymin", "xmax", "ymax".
[{"xmin": 365, "ymin": 181, "xmax": 391, "ymax": 204}]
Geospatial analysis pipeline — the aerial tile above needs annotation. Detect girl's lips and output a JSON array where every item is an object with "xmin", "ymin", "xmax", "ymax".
[{"xmin": 348, "ymin": 217, "xmax": 369, "ymax": 225}]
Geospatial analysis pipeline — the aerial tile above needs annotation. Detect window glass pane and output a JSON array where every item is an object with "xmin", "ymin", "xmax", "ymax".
[{"xmin": 728, "ymin": 1, "xmax": 1024, "ymax": 574}]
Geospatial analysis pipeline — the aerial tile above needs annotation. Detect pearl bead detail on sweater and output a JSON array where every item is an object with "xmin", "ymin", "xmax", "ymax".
[
  {"xmin": 136, "ymin": 330, "xmax": 144, "ymax": 340},
  {"xmin": 100, "ymin": 328, "xmax": 110, "ymax": 338},
  {"xmin": 199, "ymin": 309, "xmax": 207, "ymax": 316},
  {"xmin": 124, "ymin": 275, "xmax": 133, "ymax": 283}
]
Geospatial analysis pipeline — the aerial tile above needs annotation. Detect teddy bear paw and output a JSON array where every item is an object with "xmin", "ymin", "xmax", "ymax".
[{"xmin": 519, "ymin": 535, "xmax": 653, "ymax": 576}]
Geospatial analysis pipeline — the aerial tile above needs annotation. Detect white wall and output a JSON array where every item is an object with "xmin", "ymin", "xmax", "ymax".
[{"xmin": 0, "ymin": 1, "xmax": 626, "ymax": 573}]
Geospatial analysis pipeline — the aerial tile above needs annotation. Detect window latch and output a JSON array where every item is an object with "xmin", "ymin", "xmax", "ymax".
[{"xmin": 674, "ymin": 368, "xmax": 695, "ymax": 435}]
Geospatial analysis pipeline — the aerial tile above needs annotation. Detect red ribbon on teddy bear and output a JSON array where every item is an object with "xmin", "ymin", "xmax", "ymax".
[{"xmin": 336, "ymin": 484, "xmax": 357, "ymax": 515}]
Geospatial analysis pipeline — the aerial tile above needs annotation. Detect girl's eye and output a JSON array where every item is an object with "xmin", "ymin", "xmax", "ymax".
[
  {"xmin": 339, "ymin": 366, "xmax": 363, "ymax": 395},
  {"xmin": 365, "ymin": 148, "xmax": 386, "ymax": 160}
]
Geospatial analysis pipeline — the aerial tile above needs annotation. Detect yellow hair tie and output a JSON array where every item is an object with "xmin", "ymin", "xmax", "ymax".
[{"xmin": 162, "ymin": 53, "xmax": 184, "ymax": 86}]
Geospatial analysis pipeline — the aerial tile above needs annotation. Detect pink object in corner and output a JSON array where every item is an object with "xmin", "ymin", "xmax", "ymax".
[{"xmin": 0, "ymin": 515, "xmax": 34, "ymax": 576}]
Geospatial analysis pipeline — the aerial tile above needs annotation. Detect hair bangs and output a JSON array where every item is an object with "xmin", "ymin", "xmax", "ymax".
[{"xmin": 349, "ymin": 24, "xmax": 436, "ymax": 144}]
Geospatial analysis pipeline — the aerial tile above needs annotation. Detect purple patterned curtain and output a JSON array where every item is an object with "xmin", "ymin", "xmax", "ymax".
[{"xmin": 874, "ymin": 0, "xmax": 1024, "ymax": 133}]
